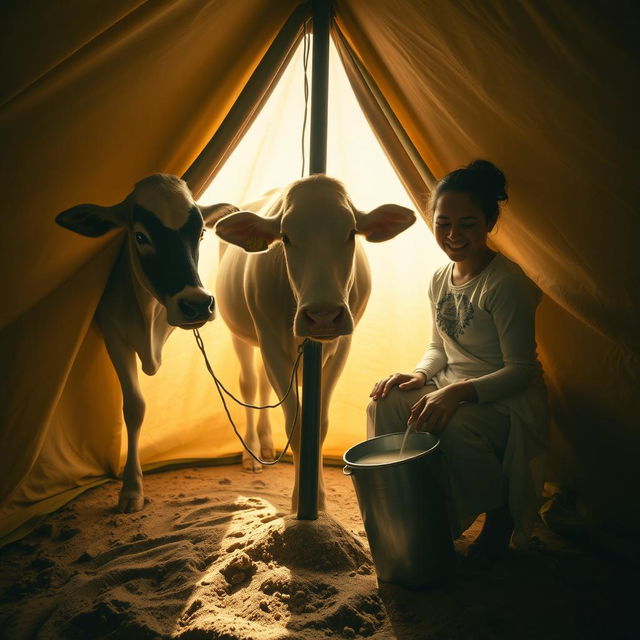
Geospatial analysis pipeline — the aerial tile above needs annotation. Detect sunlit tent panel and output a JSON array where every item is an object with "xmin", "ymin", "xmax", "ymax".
[{"xmin": 1, "ymin": 0, "xmax": 638, "ymax": 543}]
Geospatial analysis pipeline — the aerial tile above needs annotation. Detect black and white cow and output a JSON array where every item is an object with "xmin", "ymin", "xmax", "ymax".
[{"xmin": 56, "ymin": 174, "xmax": 236, "ymax": 512}]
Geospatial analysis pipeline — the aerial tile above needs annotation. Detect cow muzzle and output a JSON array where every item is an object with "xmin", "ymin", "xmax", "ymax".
[
  {"xmin": 167, "ymin": 287, "xmax": 215, "ymax": 328},
  {"xmin": 295, "ymin": 304, "xmax": 353, "ymax": 340}
]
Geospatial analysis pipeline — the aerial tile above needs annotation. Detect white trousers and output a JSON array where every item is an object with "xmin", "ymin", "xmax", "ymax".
[{"xmin": 366, "ymin": 384, "xmax": 511, "ymax": 537}]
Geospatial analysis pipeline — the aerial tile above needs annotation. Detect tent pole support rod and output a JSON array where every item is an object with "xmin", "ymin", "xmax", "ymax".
[
  {"xmin": 309, "ymin": 0, "xmax": 330, "ymax": 176},
  {"xmin": 297, "ymin": 0, "xmax": 332, "ymax": 521}
]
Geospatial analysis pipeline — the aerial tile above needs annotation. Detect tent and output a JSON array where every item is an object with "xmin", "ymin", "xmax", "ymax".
[{"xmin": 1, "ymin": 0, "xmax": 638, "ymax": 544}]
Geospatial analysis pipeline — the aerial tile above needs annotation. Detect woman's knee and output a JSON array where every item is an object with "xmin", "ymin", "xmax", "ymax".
[
  {"xmin": 438, "ymin": 411, "xmax": 483, "ymax": 454},
  {"xmin": 366, "ymin": 399, "xmax": 377, "ymax": 439},
  {"xmin": 367, "ymin": 388, "xmax": 410, "ymax": 436},
  {"xmin": 438, "ymin": 405, "xmax": 508, "ymax": 458}
]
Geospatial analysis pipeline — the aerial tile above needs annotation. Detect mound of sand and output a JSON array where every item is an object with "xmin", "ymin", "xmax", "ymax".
[
  {"xmin": 174, "ymin": 505, "xmax": 382, "ymax": 639},
  {"xmin": 1, "ymin": 468, "xmax": 384, "ymax": 640}
]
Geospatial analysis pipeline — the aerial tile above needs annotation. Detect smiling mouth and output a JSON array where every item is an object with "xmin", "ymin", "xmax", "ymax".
[{"xmin": 445, "ymin": 243, "xmax": 469, "ymax": 251}]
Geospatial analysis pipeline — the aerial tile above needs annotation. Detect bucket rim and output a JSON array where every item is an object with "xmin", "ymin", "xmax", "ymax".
[{"xmin": 342, "ymin": 431, "xmax": 440, "ymax": 469}]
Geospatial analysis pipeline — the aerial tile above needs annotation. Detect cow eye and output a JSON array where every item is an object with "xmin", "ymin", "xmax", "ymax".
[
  {"xmin": 200, "ymin": 228, "xmax": 206, "ymax": 240},
  {"xmin": 135, "ymin": 231, "xmax": 151, "ymax": 246},
  {"xmin": 281, "ymin": 234, "xmax": 290, "ymax": 246},
  {"xmin": 348, "ymin": 229, "xmax": 356, "ymax": 241}
]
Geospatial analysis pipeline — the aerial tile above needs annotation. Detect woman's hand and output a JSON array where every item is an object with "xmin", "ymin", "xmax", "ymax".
[
  {"xmin": 370, "ymin": 372, "xmax": 426, "ymax": 401},
  {"xmin": 408, "ymin": 385, "xmax": 468, "ymax": 433}
]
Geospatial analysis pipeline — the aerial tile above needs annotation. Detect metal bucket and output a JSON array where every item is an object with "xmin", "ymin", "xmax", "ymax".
[{"xmin": 343, "ymin": 432, "xmax": 455, "ymax": 588}]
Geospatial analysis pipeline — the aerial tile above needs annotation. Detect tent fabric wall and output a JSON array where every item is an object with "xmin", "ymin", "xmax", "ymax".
[
  {"xmin": 335, "ymin": 0, "xmax": 640, "ymax": 526},
  {"xmin": 1, "ymin": 0, "xmax": 638, "ymax": 541}
]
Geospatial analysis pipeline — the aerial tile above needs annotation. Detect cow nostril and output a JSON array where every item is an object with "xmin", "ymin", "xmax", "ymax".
[
  {"xmin": 178, "ymin": 299, "xmax": 198, "ymax": 320},
  {"xmin": 304, "ymin": 307, "xmax": 344, "ymax": 325},
  {"xmin": 179, "ymin": 296, "xmax": 214, "ymax": 320}
]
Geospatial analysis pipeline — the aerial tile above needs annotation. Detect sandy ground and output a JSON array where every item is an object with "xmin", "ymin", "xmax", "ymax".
[{"xmin": 0, "ymin": 462, "xmax": 637, "ymax": 640}]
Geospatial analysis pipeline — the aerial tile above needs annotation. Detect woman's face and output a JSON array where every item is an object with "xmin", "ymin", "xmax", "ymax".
[{"xmin": 433, "ymin": 191, "xmax": 492, "ymax": 263}]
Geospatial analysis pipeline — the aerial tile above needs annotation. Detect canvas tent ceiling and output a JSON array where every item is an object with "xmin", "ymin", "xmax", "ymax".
[{"xmin": 1, "ymin": 0, "xmax": 638, "ymax": 543}]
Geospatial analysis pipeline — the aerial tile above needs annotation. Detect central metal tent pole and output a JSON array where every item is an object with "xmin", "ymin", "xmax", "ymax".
[{"xmin": 297, "ymin": 0, "xmax": 331, "ymax": 520}]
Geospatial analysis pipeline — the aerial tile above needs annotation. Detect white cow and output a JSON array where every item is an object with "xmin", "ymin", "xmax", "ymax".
[
  {"xmin": 214, "ymin": 175, "xmax": 415, "ymax": 509},
  {"xmin": 56, "ymin": 174, "xmax": 237, "ymax": 512}
]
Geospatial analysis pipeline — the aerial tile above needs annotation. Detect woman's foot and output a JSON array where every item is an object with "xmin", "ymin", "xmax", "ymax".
[{"xmin": 466, "ymin": 504, "xmax": 514, "ymax": 563}]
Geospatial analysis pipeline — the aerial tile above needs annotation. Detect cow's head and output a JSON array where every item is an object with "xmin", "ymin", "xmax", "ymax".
[
  {"xmin": 215, "ymin": 175, "xmax": 415, "ymax": 341},
  {"xmin": 56, "ymin": 174, "xmax": 237, "ymax": 328}
]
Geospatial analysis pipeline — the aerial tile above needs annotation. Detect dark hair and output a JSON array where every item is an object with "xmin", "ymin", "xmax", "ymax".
[{"xmin": 430, "ymin": 159, "xmax": 508, "ymax": 224}]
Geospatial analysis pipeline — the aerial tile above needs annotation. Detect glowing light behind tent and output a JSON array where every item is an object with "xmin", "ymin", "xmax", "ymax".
[{"xmin": 190, "ymin": 39, "xmax": 443, "ymax": 457}]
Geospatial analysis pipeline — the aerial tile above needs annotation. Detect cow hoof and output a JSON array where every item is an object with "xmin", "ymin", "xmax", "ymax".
[
  {"xmin": 118, "ymin": 492, "xmax": 145, "ymax": 513},
  {"xmin": 242, "ymin": 457, "xmax": 263, "ymax": 473},
  {"xmin": 260, "ymin": 447, "xmax": 275, "ymax": 462}
]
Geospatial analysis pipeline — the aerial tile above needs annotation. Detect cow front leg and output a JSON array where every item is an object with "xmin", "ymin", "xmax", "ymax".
[
  {"xmin": 231, "ymin": 334, "xmax": 262, "ymax": 473},
  {"xmin": 317, "ymin": 337, "xmax": 353, "ymax": 512},
  {"xmin": 285, "ymin": 340, "xmax": 350, "ymax": 514},
  {"xmin": 256, "ymin": 355, "xmax": 275, "ymax": 461},
  {"xmin": 121, "ymin": 386, "xmax": 146, "ymax": 513},
  {"xmin": 104, "ymin": 330, "xmax": 146, "ymax": 513},
  {"xmin": 284, "ymin": 396, "xmax": 303, "ymax": 513},
  {"xmin": 258, "ymin": 341, "xmax": 301, "ymax": 508}
]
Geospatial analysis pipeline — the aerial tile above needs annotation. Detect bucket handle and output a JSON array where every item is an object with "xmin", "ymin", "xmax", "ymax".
[{"xmin": 342, "ymin": 465, "xmax": 352, "ymax": 476}]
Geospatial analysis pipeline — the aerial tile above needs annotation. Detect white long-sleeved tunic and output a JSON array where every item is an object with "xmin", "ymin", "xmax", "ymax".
[{"xmin": 414, "ymin": 253, "xmax": 549, "ymax": 544}]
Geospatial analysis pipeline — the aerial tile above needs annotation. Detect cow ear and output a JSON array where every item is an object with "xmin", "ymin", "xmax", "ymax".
[
  {"xmin": 200, "ymin": 202, "xmax": 239, "ymax": 228},
  {"xmin": 215, "ymin": 211, "xmax": 280, "ymax": 253},
  {"xmin": 355, "ymin": 204, "xmax": 416, "ymax": 242},
  {"xmin": 55, "ymin": 203, "xmax": 127, "ymax": 237}
]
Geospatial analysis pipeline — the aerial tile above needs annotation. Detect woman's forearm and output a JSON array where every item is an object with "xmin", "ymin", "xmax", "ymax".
[{"xmin": 445, "ymin": 380, "xmax": 479, "ymax": 403}]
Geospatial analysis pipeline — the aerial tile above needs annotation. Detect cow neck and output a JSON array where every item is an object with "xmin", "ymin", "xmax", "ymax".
[{"xmin": 123, "ymin": 239, "xmax": 171, "ymax": 373}]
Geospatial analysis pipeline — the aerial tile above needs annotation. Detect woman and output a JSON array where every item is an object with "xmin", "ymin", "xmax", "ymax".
[{"xmin": 367, "ymin": 160, "xmax": 549, "ymax": 558}]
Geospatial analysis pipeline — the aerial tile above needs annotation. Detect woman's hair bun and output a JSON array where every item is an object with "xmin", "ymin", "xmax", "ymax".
[
  {"xmin": 465, "ymin": 159, "xmax": 508, "ymax": 202},
  {"xmin": 429, "ymin": 158, "xmax": 508, "ymax": 223}
]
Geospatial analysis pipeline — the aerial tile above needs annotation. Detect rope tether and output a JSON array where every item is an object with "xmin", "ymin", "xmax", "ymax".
[{"xmin": 193, "ymin": 329, "xmax": 309, "ymax": 466}]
